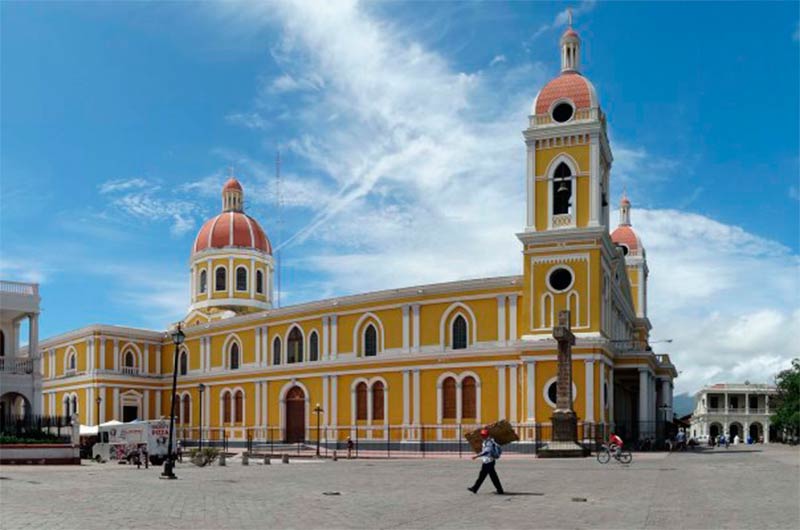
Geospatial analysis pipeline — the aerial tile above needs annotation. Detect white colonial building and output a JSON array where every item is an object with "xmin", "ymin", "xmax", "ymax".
[
  {"xmin": 0, "ymin": 280, "xmax": 43, "ymax": 418},
  {"xmin": 691, "ymin": 383, "xmax": 777, "ymax": 443}
]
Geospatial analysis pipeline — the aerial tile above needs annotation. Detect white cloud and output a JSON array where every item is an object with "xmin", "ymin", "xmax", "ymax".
[
  {"xmin": 531, "ymin": 0, "xmax": 597, "ymax": 41},
  {"xmin": 226, "ymin": 112, "xmax": 269, "ymax": 130},
  {"xmin": 98, "ymin": 178, "xmax": 151, "ymax": 194},
  {"xmin": 0, "ymin": 257, "xmax": 51, "ymax": 284},
  {"xmin": 490, "ymin": 55, "xmax": 506, "ymax": 66},
  {"xmin": 206, "ymin": 0, "xmax": 797, "ymax": 396}
]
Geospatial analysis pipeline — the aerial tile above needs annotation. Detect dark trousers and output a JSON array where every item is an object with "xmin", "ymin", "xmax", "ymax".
[{"xmin": 472, "ymin": 461, "xmax": 504, "ymax": 493}]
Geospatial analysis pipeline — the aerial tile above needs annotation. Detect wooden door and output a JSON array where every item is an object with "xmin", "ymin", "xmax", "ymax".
[{"xmin": 285, "ymin": 386, "xmax": 305, "ymax": 443}]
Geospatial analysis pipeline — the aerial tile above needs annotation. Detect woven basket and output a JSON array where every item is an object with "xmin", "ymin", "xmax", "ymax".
[{"xmin": 464, "ymin": 420, "xmax": 520, "ymax": 453}]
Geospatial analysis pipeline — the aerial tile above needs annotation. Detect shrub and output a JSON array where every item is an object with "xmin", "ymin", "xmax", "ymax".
[{"xmin": 189, "ymin": 447, "xmax": 220, "ymax": 467}]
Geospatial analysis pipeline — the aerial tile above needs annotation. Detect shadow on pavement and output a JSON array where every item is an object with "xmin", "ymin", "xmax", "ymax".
[{"xmin": 503, "ymin": 492, "xmax": 544, "ymax": 496}]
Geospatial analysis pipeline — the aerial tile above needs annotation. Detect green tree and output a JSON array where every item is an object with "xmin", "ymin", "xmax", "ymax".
[{"xmin": 771, "ymin": 358, "xmax": 800, "ymax": 438}]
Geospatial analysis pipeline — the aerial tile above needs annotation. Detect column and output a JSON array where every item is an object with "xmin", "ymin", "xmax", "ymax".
[
  {"xmin": 609, "ymin": 369, "xmax": 615, "ymax": 423},
  {"xmin": 584, "ymin": 359, "xmax": 595, "ymax": 423},
  {"xmin": 85, "ymin": 337, "xmax": 93, "ymax": 372},
  {"xmin": 455, "ymin": 381, "xmax": 463, "ymax": 423},
  {"xmin": 255, "ymin": 383, "xmax": 261, "ymax": 427},
  {"xmin": 508, "ymin": 295, "xmax": 518, "ymax": 342},
  {"xmin": 255, "ymin": 327, "xmax": 261, "ymax": 366},
  {"xmin": 497, "ymin": 365, "xmax": 506, "ymax": 421},
  {"xmin": 638, "ymin": 369, "xmax": 648, "ymax": 435},
  {"xmin": 322, "ymin": 317, "xmax": 330, "ymax": 359},
  {"xmin": 228, "ymin": 257, "xmax": 234, "ymax": 297},
  {"xmin": 144, "ymin": 344, "xmax": 150, "ymax": 374},
  {"xmin": 156, "ymin": 391, "xmax": 162, "ymax": 420},
  {"xmin": 764, "ymin": 420, "xmax": 770, "ymax": 443},
  {"xmin": 496, "ymin": 296, "xmax": 506, "ymax": 345},
  {"xmin": 322, "ymin": 376, "xmax": 329, "ymax": 427},
  {"xmin": 143, "ymin": 390, "xmax": 150, "ymax": 420},
  {"xmin": 402, "ymin": 370, "xmax": 410, "ymax": 426},
  {"xmin": 206, "ymin": 258, "xmax": 212, "ymax": 300},
  {"xmin": 99, "ymin": 386, "xmax": 106, "ymax": 423},
  {"xmin": 661, "ymin": 379, "xmax": 672, "ymax": 418},
  {"xmin": 765, "ymin": 394, "xmax": 770, "ymax": 414},
  {"xmin": 412, "ymin": 304, "xmax": 420, "ymax": 352},
  {"xmin": 29, "ymin": 313, "xmax": 39, "ymax": 359},
  {"xmin": 87, "ymin": 386, "xmax": 94, "ymax": 425},
  {"xmin": 526, "ymin": 143, "xmax": 535, "ymax": 230},
  {"xmin": 509, "ymin": 364, "xmax": 518, "ymax": 423},
  {"xmin": 113, "ymin": 388, "xmax": 120, "ymax": 421},
  {"xmin": 156, "ymin": 344, "xmax": 162, "ymax": 374},
  {"xmin": 724, "ymin": 392, "xmax": 728, "ymax": 414},
  {"xmin": 589, "ymin": 134, "xmax": 600, "ymax": 226},
  {"xmin": 250, "ymin": 258, "xmax": 256, "ymax": 297},
  {"xmin": 526, "ymin": 360, "xmax": 536, "ymax": 420},
  {"xmin": 262, "ymin": 327, "xmax": 268, "ymax": 366},
  {"xmin": 412, "ymin": 369, "xmax": 421, "ymax": 426},
  {"xmin": 745, "ymin": 392, "xmax": 749, "ymax": 414},
  {"xmin": 331, "ymin": 376, "xmax": 338, "ymax": 429},
  {"xmin": 113, "ymin": 339, "xmax": 119, "ymax": 371},
  {"xmin": 330, "ymin": 315, "xmax": 338, "ymax": 359},
  {"xmin": 402, "ymin": 305, "xmax": 410, "ymax": 352}
]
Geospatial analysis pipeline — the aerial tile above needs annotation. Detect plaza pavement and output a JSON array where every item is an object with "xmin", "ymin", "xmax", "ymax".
[{"xmin": 1, "ymin": 445, "xmax": 798, "ymax": 529}]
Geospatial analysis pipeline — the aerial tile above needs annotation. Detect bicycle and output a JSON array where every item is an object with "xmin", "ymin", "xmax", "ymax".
[{"xmin": 596, "ymin": 443, "xmax": 632, "ymax": 464}]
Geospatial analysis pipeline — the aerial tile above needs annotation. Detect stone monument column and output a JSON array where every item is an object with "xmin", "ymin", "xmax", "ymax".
[{"xmin": 552, "ymin": 310, "xmax": 577, "ymax": 442}]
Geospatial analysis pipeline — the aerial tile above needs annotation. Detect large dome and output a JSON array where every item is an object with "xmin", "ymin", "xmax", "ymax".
[{"xmin": 192, "ymin": 177, "xmax": 272, "ymax": 254}]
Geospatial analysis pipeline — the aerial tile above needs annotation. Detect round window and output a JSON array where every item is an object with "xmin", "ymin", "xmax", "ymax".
[
  {"xmin": 619, "ymin": 244, "xmax": 629, "ymax": 256},
  {"xmin": 547, "ymin": 381, "xmax": 558, "ymax": 404},
  {"xmin": 552, "ymin": 102, "xmax": 574, "ymax": 123},
  {"xmin": 548, "ymin": 267, "xmax": 573, "ymax": 292}
]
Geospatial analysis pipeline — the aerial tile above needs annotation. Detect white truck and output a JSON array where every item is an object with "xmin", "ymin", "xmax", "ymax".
[{"xmin": 92, "ymin": 419, "xmax": 171, "ymax": 465}]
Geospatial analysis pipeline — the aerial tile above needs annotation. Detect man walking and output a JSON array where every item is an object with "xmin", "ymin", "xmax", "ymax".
[{"xmin": 468, "ymin": 429, "xmax": 504, "ymax": 495}]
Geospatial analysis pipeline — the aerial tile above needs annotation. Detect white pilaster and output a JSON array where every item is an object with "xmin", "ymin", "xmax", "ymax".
[
  {"xmin": 156, "ymin": 344, "xmax": 162, "ymax": 374},
  {"xmin": 155, "ymin": 391, "xmax": 162, "ymax": 420},
  {"xmin": 412, "ymin": 369, "xmax": 420, "ymax": 425},
  {"xmin": 584, "ymin": 359, "xmax": 595, "ymax": 422},
  {"xmin": 113, "ymin": 339, "xmax": 119, "ymax": 371},
  {"xmin": 330, "ymin": 315, "xmax": 338, "ymax": 359},
  {"xmin": 113, "ymin": 388, "xmax": 120, "ymax": 421},
  {"xmin": 508, "ymin": 295, "xmax": 518, "ymax": 341},
  {"xmin": 412, "ymin": 304, "xmax": 420, "ymax": 352},
  {"xmin": 255, "ymin": 327, "xmax": 261, "ymax": 366},
  {"xmin": 255, "ymin": 383, "xmax": 261, "ymax": 427},
  {"xmin": 496, "ymin": 295, "xmax": 507, "ymax": 345},
  {"xmin": 206, "ymin": 258, "xmax": 212, "ymax": 300},
  {"xmin": 509, "ymin": 364, "xmax": 518, "ymax": 423},
  {"xmin": 402, "ymin": 305, "xmax": 410, "ymax": 352},
  {"xmin": 526, "ymin": 360, "xmax": 536, "ymax": 420},
  {"xmin": 589, "ymin": 133, "xmax": 600, "ymax": 226},
  {"xmin": 228, "ymin": 257, "xmax": 234, "ymax": 297},
  {"xmin": 497, "ymin": 365, "xmax": 506, "ymax": 421},
  {"xmin": 331, "ymin": 376, "xmax": 338, "ymax": 427},
  {"xmin": 526, "ymin": 143, "xmax": 536, "ymax": 231},
  {"xmin": 322, "ymin": 317, "xmax": 330, "ymax": 359},
  {"xmin": 638, "ymin": 369, "xmax": 648, "ymax": 429},
  {"xmin": 144, "ymin": 344, "xmax": 149, "ymax": 374},
  {"xmin": 98, "ymin": 387, "xmax": 106, "ymax": 423},
  {"xmin": 600, "ymin": 363, "xmax": 606, "ymax": 422},
  {"xmin": 143, "ymin": 390, "xmax": 150, "ymax": 420},
  {"xmin": 250, "ymin": 258, "xmax": 256, "ymax": 297},
  {"xmin": 402, "ymin": 370, "xmax": 410, "ymax": 426},
  {"xmin": 322, "ymin": 376, "xmax": 329, "ymax": 427}
]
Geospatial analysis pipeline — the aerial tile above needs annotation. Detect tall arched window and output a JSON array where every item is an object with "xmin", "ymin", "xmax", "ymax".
[
  {"xmin": 236, "ymin": 267, "xmax": 247, "ymax": 291},
  {"xmin": 287, "ymin": 328, "xmax": 303, "ymax": 363},
  {"xmin": 182, "ymin": 394, "xmax": 191, "ymax": 424},
  {"xmin": 215, "ymin": 267, "xmax": 226, "ymax": 291},
  {"xmin": 462, "ymin": 376, "xmax": 477, "ymax": 419},
  {"xmin": 356, "ymin": 382, "xmax": 368, "ymax": 420},
  {"xmin": 364, "ymin": 325, "xmax": 377, "ymax": 357},
  {"xmin": 229, "ymin": 343, "xmax": 240, "ymax": 370},
  {"xmin": 272, "ymin": 337, "xmax": 282, "ymax": 365},
  {"xmin": 124, "ymin": 351, "xmax": 135, "ymax": 367},
  {"xmin": 199, "ymin": 270, "xmax": 207, "ymax": 294},
  {"xmin": 71, "ymin": 395, "xmax": 78, "ymax": 417},
  {"xmin": 309, "ymin": 331, "xmax": 319, "ymax": 362},
  {"xmin": 68, "ymin": 352, "xmax": 76, "ymax": 371},
  {"xmin": 222, "ymin": 392, "xmax": 232, "ymax": 423},
  {"xmin": 372, "ymin": 381, "xmax": 385, "ymax": 421},
  {"xmin": 234, "ymin": 390, "xmax": 244, "ymax": 423},
  {"xmin": 452, "ymin": 315, "xmax": 468, "ymax": 350},
  {"xmin": 552, "ymin": 162, "xmax": 572, "ymax": 215},
  {"xmin": 442, "ymin": 377, "xmax": 456, "ymax": 419},
  {"xmin": 256, "ymin": 270, "xmax": 264, "ymax": 294},
  {"xmin": 179, "ymin": 351, "xmax": 188, "ymax": 375}
]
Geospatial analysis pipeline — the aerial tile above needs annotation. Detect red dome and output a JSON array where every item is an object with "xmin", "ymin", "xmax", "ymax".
[
  {"xmin": 533, "ymin": 72, "xmax": 597, "ymax": 115},
  {"xmin": 223, "ymin": 178, "xmax": 243, "ymax": 192},
  {"xmin": 561, "ymin": 27, "xmax": 579, "ymax": 40},
  {"xmin": 193, "ymin": 212, "xmax": 271, "ymax": 254},
  {"xmin": 611, "ymin": 226, "xmax": 641, "ymax": 254}
]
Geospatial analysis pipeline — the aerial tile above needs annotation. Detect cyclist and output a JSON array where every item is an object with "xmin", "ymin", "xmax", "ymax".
[{"xmin": 609, "ymin": 433, "xmax": 624, "ymax": 459}]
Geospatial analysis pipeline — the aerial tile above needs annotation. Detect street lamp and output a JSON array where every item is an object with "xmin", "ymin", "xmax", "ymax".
[
  {"xmin": 198, "ymin": 383, "xmax": 205, "ymax": 450},
  {"xmin": 95, "ymin": 395, "xmax": 102, "ymax": 426},
  {"xmin": 162, "ymin": 322, "xmax": 185, "ymax": 480},
  {"xmin": 313, "ymin": 403, "xmax": 323, "ymax": 457}
]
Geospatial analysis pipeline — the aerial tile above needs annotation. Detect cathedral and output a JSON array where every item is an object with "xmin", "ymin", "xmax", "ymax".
[{"xmin": 38, "ymin": 25, "xmax": 677, "ymax": 446}]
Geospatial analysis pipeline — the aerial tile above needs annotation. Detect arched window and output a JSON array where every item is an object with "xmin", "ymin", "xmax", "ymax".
[
  {"xmin": 229, "ymin": 343, "xmax": 240, "ymax": 370},
  {"xmin": 68, "ymin": 352, "xmax": 76, "ymax": 371},
  {"xmin": 364, "ymin": 325, "xmax": 377, "ymax": 357},
  {"xmin": 234, "ymin": 390, "xmax": 244, "ymax": 423},
  {"xmin": 256, "ymin": 270, "xmax": 264, "ymax": 294},
  {"xmin": 372, "ymin": 381, "xmax": 384, "ymax": 421},
  {"xmin": 272, "ymin": 337, "xmax": 281, "ymax": 365},
  {"xmin": 215, "ymin": 267, "xmax": 226, "ymax": 291},
  {"xmin": 236, "ymin": 267, "xmax": 247, "ymax": 291},
  {"xmin": 199, "ymin": 270, "xmax": 207, "ymax": 294},
  {"xmin": 356, "ymin": 382, "xmax": 368, "ymax": 420},
  {"xmin": 124, "ymin": 351, "xmax": 135, "ymax": 367},
  {"xmin": 182, "ymin": 394, "xmax": 191, "ymax": 424},
  {"xmin": 287, "ymin": 328, "xmax": 303, "ymax": 363},
  {"xmin": 462, "ymin": 376, "xmax": 477, "ymax": 419},
  {"xmin": 222, "ymin": 392, "xmax": 232, "ymax": 423},
  {"xmin": 179, "ymin": 351, "xmax": 188, "ymax": 375},
  {"xmin": 71, "ymin": 395, "xmax": 78, "ymax": 417},
  {"xmin": 552, "ymin": 162, "xmax": 572, "ymax": 215},
  {"xmin": 442, "ymin": 378, "xmax": 456, "ymax": 419},
  {"xmin": 309, "ymin": 331, "xmax": 319, "ymax": 362},
  {"xmin": 452, "ymin": 315, "xmax": 468, "ymax": 350}
]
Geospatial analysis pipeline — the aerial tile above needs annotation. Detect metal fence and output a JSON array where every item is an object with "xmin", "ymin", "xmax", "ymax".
[
  {"xmin": 175, "ymin": 421, "xmax": 651, "ymax": 458},
  {"xmin": 0, "ymin": 414, "xmax": 72, "ymax": 441}
]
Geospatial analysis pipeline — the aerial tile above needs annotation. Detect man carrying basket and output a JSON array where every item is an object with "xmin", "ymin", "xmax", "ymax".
[{"xmin": 468, "ymin": 429, "xmax": 505, "ymax": 495}]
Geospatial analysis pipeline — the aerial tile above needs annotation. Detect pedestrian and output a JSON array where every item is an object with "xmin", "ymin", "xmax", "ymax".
[
  {"xmin": 468, "ymin": 429, "xmax": 504, "ymax": 495},
  {"xmin": 346, "ymin": 437, "xmax": 354, "ymax": 459},
  {"xmin": 143, "ymin": 446, "xmax": 149, "ymax": 469},
  {"xmin": 137, "ymin": 445, "xmax": 145, "ymax": 469},
  {"xmin": 177, "ymin": 440, "xmax": 183, "ymax": 463}
]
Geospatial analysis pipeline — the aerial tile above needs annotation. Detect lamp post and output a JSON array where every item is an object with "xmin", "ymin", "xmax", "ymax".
[
  {"xmin": 313, "ymin": 403, "xmax": 323, "ymax": 457},
  {"xmin": 161, "ymin": 322, "xmax": 185, "ymax": 480},
  {"xmin": 198, "ymin": 383, "xmax": 205, "ymax": 450},
  {"xmin": 95, "ymin": 395, "xmax": 102, "ymax": 426}
]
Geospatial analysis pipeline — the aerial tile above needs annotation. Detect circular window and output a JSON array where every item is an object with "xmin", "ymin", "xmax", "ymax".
[
  {"xmin": 548, "ymin": 267, "xmax": 573, "ymax": 292},
  {"xmin": 619, "ymin": 244, "xmax": 629, "ymax": 256},
  {"xmin": 547, "ymin": 381, "xmax": 558, "ymax": 404},
  {"xmin": 552, "ymin": 102, "xmax": 574, "ymax": 123},
  {"xmin": 544, "ymin": 377, "xmax": 577, "ymax": 408}
]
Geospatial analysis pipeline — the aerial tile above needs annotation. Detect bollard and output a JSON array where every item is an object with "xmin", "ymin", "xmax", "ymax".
[
  {"xmin": 218, "ymin": 452, "xmax": 226, "ymax": 466},
  {"xmin": 263, "ymin": 456, "xmax": 270, "ymax": 465},
  {"xmin": 332, "ymin": 450, "xmax": 338, "ymax": 462},
  {"xmin": 242, "ymin": 452, "xmax": 249, "ymax": 466},
  {"xmin": 281, "ymin": 454, "xmax": 290, "ymax": 464}
]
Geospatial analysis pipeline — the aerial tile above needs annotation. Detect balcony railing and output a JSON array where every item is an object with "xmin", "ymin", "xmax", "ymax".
[
  {"xmin": 552, "ymin": 213, "xmax": 573, "ymax": 228},
  {"xmin": 120, "ymin": 366, "xmax": 140, "ymax": 376},
  {"xmin": 0, "ymin": 357, "xmax": 34, "ymax": 374},
  {"xmin": 0, "ymin": 280, "xmax": 38, "ymax": 296}
]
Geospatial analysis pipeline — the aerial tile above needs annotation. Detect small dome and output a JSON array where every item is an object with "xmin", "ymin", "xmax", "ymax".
[
  {"xmin": 532, "ymin": 72, "xmax": 598, "ymax": 115},
  {"xmin": 223, "ymin": 178, "xmax": 243, "ymax": 192},
  {"xmin": 193, "ymin": 212, "xmax": 271, "ymax": 254},
  {"xmin": 620, "ymin": 195, "xmax": 631, "ymax": 207},
  {"xmin": 611, "ymin": 226, "xmax": 642, "ymax": 255},
  {"xmin": 561, "ymin": 27, "xmax": 580, "ymax": 41}
]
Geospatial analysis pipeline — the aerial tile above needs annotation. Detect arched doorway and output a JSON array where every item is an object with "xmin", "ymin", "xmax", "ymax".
[
  {"xmin": 0, "ymin": 392, "xmax": 31, "ymax": 420},
  {"xmin": 749, "ymin": 422, "xmax": 763, "ymax": 442},
  {"xmin": 729, "ymin": 422, "xmax": 742, "ymax": 441},
  {"xmin": 709, "ymin": 423, "xmax": 722, "ymax": 439},
  {"xmin": 285, "ymin": 386, "xmax": 305, "ymax": 443}
]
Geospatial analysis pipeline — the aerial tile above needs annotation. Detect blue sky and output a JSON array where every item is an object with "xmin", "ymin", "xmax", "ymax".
[{"xmin": 2, "ymin": 1, "xmax": 798, "ymax": 393}]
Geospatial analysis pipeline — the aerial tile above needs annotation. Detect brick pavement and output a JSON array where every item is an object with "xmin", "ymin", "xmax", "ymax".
[{"xmin": 1, "ymin": 445, "xmax": 798, "ymax": 529}]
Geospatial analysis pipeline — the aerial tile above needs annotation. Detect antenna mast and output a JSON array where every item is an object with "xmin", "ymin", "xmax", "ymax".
[{"xmin": 275, "ymin": 149, "xmax": 283, "ymax": 309}]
